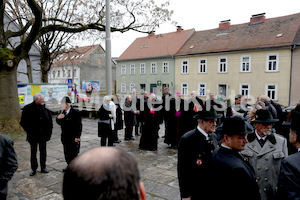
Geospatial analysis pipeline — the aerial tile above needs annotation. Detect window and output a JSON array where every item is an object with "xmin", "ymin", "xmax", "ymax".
[
  {"xmin": 181, "ymin": 83, "xmax": 188, "ymax": 95},
  {"xmin": 98, "ymin": 58, "xmax": 101, "ymax": 65},
  {"xmin": 240, "ymin": 56, "xmax": 251, "ymax": 72},
  {"xmin": 218, "ymin": 57, "xmax": 227, "ymax": 73},
  {"xmin": 68, "ymin": 70, "xmax": 71, "ymax": 77},
  {"xmin": 52, "ymin": 71, "xmax": 55, "ymax": 78},
  {"xmin": 130, "ymin": 64, "xmax": 135, "ymax": 74},
  {"xmin": 130, "ymin": 83, "xmax": 135, "ymax": 93},
  {"xmin": 181, "ymin": 60, "xmax": 189, "ymax": 74},
  {"xmin": 58, "ymin": 70, "xmax": 60, "ymax": 77},
  {"xmin": 198, "ymin": 83, "xmax": 206, "ymax": 96},
  {"xmin": 151, "ymin": 62, "xmax": 157, "ymax": 74},
  {"xmin": 199, "ymin": 59, "xmax": 207, "ymax": 73},
  {"xmin": 240, "ymin": 84, "xmax": 250, "ymax": 97},
  {"xmin": 265, "ymin": 83, "xmax": 278, "ymax": 100},
  {"xmin": 162, "ymin": 62, "xmax": 169, "ymax": 74},
  {"xmin": 121, "ymin": 65, "xmax": 126, "ymax": 75},
  {"xmin": 121, "ymin": 83, "xmax": 126, "ymax": 93},
  {"xmin": 140, "ymin": 63, "xmax": 146, "ymax": 74},
  {"xmin": 74, "ymin": 69, "xmax": 77, "ymax": 77},
  {"xmin": 266, "ymin": 53, "xmax": 279, "ymax": 72}
]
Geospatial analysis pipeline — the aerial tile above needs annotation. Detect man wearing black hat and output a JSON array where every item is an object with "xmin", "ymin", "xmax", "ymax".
[
  {"xmin": 241, "ymin": 109, "xmax": 287, "ymax": 200},
  {"xmin": 56, "ymin": 96, "xmax": 82, "ymax": 166},
  {"xmin": 277, "ymin": 111, "xmax": 300, "ymax": 200},
  {"xmin": 178, "ymin": 108, "xmax": 221, "ymax": 200},
  {"xmin": 212, "ymin": 116, "xmax": 261, "ymax": 200}
]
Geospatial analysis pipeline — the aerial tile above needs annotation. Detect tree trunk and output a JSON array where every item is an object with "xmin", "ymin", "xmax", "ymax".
[{"xmin": 0, "ymin": 65, "xmax": 22, "ymax": 132}]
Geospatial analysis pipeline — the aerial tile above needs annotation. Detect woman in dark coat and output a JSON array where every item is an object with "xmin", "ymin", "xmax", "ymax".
[
  {"xmin": 113, "ymin": 95, "xmax": 123, "ymax": 143},
  {"xmin": 98, "ymin": 96, "xmax": 114, "ymax": 146},
  {"xmin": 139, "ymin": 93, "xmax": 162, "ymax": 151}
]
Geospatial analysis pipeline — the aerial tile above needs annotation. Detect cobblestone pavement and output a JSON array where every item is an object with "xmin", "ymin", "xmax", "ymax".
[{"xmin": 7, "ymin": 117, "xmax": 180, "ymax": 200}]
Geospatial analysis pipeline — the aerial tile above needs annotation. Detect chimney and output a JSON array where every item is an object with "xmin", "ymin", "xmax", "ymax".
[
  {"xmin": 177, "ymin": 26, "xmax": 183, "ymax": 31},
  {"xmin": 250, "ymin": 13, "xmax": 266, "ymax": 24},
  {"xmin": 219, "ymin": 20, "xmax": 231, "ymax": 29},
  {"xmin": 148, "ymin": 31, "xmax": 155, "ymax": 36}
]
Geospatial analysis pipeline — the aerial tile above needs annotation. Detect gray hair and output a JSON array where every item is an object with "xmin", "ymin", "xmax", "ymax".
[
  {"xmin": 33, "ymin": 93, "xmax": 43, "ymax": 101},
  {"xmin": 102, "ymin": 96, "xmax": 111, "ymax": 104}
]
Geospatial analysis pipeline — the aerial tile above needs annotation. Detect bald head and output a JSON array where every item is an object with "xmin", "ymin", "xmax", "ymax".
[{"xmin": 63, "ymin": 147, "xmax": 141, "ymax": 200}]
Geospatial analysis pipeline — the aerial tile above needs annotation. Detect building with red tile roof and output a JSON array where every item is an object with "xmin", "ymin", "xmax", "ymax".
[
  {"xmin": 116, "ymin": 28, "xmax": 195, "ymax": 95},
  {"xmin": 49, "ymin": 44, "xmax": 116, "ymax": 94},
  {"xmin": 174, "ymin": 13, "xmax": 300, "ymax": 106}
]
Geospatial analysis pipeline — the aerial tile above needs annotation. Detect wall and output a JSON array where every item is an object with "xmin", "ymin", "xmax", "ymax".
[
  {"xmin": 175, "ymin": 49, "xmax": 291, "ymax": 105},
  {"xmin": 290, "ymin": 47, "xmax": 300, "ymax": 106}
]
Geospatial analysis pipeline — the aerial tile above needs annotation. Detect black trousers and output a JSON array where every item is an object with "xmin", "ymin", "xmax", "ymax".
[
  {"xmin": 63, "ymin": 140, "xmax": 80, "ymax": 164},
  {"xmin": 125, "ymin": 125, "xmax": 133, "ymax": 139},
  {"xmin": 30, "ymin": 141, "xmax": 47, "ymax": 170}
]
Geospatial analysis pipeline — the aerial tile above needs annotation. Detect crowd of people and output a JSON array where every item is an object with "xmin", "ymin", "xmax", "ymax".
[{"xmin": 12, "ymin": 90, "xmax": 300, "ymax": 200}]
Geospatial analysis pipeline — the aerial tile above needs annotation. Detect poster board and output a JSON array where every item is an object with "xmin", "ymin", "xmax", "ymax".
[{"xmin": 18, "ymin": 83, "xmax": 68, "ymax": 108}]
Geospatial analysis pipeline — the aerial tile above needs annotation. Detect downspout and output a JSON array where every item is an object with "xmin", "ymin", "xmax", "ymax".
[{"xmin": 289, "ymin": 45, "xmax": 296, "ymax": 106}]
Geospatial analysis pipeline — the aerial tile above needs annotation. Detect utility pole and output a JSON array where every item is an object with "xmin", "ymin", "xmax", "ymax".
[{"xmin": 105, "ymin": 0, "xmax": 112, "ymax": 95}]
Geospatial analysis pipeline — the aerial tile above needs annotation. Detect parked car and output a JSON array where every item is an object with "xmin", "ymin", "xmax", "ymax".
[{"xmin": 76, "ymin": 93, "xmax": 91, "ymax": 103}]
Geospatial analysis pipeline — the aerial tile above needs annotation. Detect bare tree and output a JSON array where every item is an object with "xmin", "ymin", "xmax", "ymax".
[{"xmin": 0, "ymin": 0, "xmax": 174, "ymax": 132}]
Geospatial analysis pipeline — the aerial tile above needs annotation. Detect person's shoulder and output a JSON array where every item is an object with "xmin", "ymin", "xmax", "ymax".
[
  {"xmin": 23, "ymin": 102, "xmax": 35, "ymax": 110},
  {"xmin": 274, "ymin": 133, "xmax": 286, "ymax": 143},
  {"xmin": 283, "ymin": 152, "xmax": 300, "ymax": 164},
  {"xmin": 181, "ymin": 129, "xmax": 198, "ymax": 140}
]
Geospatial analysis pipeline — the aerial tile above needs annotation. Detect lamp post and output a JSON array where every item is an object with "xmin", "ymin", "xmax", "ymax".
[{"xmin": 105, "ymin": 0, "xmax": 112, "ymax": 95}]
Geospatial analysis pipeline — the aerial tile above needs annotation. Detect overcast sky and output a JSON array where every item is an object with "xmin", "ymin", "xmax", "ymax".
[{"xmin": 109, "ymin": 0, "xmax": 300, "ymax": 57}]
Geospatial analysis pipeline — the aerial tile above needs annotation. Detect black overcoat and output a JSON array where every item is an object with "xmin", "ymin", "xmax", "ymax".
[
  {"xmin": 20, "ymin": 102, "xmax": 53, "ymax": 143},
  {"xmin": 56, "ymin": 107, "xmax": 82, "ymax": 143},
  {"xmin": 277, "ymin": 151, "xmax": 300, "ymax": 200},
  {"xmin": 178, "ymin": 128, "xmax": 218, "ymax": 199},
  {"xmin": 212, "ymin": 146, "xmax": 261, "ymax": 200}
]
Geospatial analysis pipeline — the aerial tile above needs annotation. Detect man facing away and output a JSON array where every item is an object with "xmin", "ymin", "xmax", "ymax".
[
  {"xmin": 212, "ymin": 116, "xmax": 261, "ymax": 200},
  {"xmin": 63, "ymin": 147, "xmax": 146, "ymax": 200},
  {"xmin": 0, "ymin": 134, "xmax": 18, "ymax": 200},
  {"xmin": 20, "ymin": 93, "xmax": 52, "ymax": 176},
  {"xmin": 178, "ymin": 107, "xmax": 221, "ymax": 199},
  {"xmin": 277, "ymin": 111, "xmax": 300, "ymax": 200}
]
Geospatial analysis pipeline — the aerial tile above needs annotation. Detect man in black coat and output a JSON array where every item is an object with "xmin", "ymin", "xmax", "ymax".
[
  {"xmin": 124, "ymin": 96, "xmax": 138, "ymax": 140},
  {"xmin": 0, "ymin": 134, "xmax": 18, "ymax": 200},
  {"xmin": 20, "ymin": 93, "xmax": 53, "ymax": 176},
  {"xmin": 56, "ymin": 96, "xmax": 82, "ymax": 165},
  {"xmin": 178, "ymin": 108, "xmax": 221, "ymax": 199},
  {"xmin": 212, "ymin": 116, "xmax": 261, "ymax": 200},
  {"xmin": 277, "ymin": 111, "xmax": 300, "ymax": 200}
]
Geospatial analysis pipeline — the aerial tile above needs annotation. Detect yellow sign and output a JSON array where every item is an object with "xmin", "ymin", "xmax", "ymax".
[
  {"xmin": 31, "ymin": 85, "xmax": 41, "ymax": 96},
  {"xmin": 19, "ymin": 95, "xmax": 25, "ymax": 104}
]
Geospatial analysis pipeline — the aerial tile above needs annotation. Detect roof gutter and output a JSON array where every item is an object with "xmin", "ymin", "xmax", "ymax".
[{"xmin": 289, "ymin": 44, "xmax": 297, "ymax": 106}]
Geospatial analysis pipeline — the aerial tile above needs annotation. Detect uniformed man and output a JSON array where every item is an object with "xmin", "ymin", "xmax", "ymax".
[
  {"xmin": 277, "ymin": 110, "xmax": 300, "ymax": 200},
  {"xmin": 241, "ymin": 109, "xmax": 288, "ymax": 200},
  {"xmin": 178, "ymin": 108, "xmax": 221, "ymax": 200},
  {"xmin": 212, "ymin": 116, "xmax": 261, "ymax": 200}
]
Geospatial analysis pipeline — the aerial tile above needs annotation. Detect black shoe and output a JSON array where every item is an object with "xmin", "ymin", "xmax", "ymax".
[
  {"xmin": 41, "ymin": 168, "xmax": 49, "ymax": 173},
  {"xmin": 30, "ymin": 170, "xmax": 36, "ymax": 176},
  {"xmin": 130, "ymin": 137, "xmax": 135, "ymax": 140},
  {"xmin": 113, "ymin": 140, "xmax": 121, "ymax": 143},
  {"xmin": 135, "ymin": 133, "xmax": 140, "ymax": 136},
  {"xmin": 124, "ymin": 138, "xmax": 130, "ymax": 141}
]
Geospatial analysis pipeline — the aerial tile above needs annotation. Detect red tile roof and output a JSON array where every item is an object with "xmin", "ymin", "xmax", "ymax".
[
  {"xmin": 52, "ymin": 44, "xmax": 100, "ymax": 66},
  {"xmin": 117, "ymin": 29, "xmax": 195, "ymax": 61},
  {"xmin": 176, "ymin": 13, "xmax": 300, "ymax": 56}
]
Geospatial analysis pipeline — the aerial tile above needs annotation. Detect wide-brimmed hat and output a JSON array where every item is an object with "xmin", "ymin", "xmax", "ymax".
[
  {"xmin": 252, "ymin": 109, "xmax": 279, "ymax": 123},
  {"xmin": 291, "ymin": 111, "xmax": 300, "ymax": 131},
  {"xmin": 194, "ymin": 108, "xmax": 222, "ymax": 120},
  {"xmin": 61, "ymin": 96, "xmax": 72, "ymax": 104},
  {"xmin": 221, "ymin": 116, "xmax": 247, "ymax": 136}
]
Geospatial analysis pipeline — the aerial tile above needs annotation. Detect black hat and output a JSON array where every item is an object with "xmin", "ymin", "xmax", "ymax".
[
  {"xmin": 252, "ymin": 109, "xmax": 279, "ymax": 123},
  {"xmin": 61, "ymin": 96, "xmax": 71, "ymax": 104},
  {"xmin": 194, "ymin": 108, "xmax": 222, "ymax": 120},
  {"xmin": 222, "ymin": 116, "xmax": 247, "ymax": 136},
  {"xmin": 291, "ymin": 111, "xmax": 300, "ymax": 131}
]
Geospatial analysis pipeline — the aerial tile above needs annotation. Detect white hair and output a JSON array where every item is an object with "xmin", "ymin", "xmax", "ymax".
[
  {"xmin": 102, "ymin": 96, "xmax": 111, "ymax": 104},
  {"xmin": 33, "ymin": 93, "xmax": 43, "ymax": 101}
]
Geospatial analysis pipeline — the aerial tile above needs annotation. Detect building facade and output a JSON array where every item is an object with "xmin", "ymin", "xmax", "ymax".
[
  {"xmin": 49, "ymin": 44, "xmax": 116, "ymax": 94},
  {"xmin": 116, "ymin": 28, "xmax": 195, "ymax": 96},
  {"xmin": 175, "ymin": 13, "xmax": 300, "ymax": 106}
]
